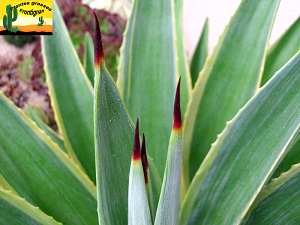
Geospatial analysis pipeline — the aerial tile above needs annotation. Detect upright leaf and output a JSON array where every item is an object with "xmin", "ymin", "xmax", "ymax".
[
  {"xmin": 260, "ymin": 16, "xmax": 300, "ymax": 86},
  {"xmin": 244, "ymin": 164, "xmax": 300, "ymax": 224},
  {"xmin": 147, "ymin": 155, "xmax": 162, "ymax": 221},
  {"xmin": 155, "ymin": 81, "xmax": 182, "ymax": 225},
  {"xmin": 117, "ymin": 0, "xmax": 177, "ymax": 176},
  {"xmin": 183, "ymin": 0, "xmax": 280, "ymax": 182},
  {"xmin": 180, "ymin": 51, "xmax": 300, "ymax": 224},
  {"xmin": 94, "ymin": 15, "xmax": 161, "ymax": 225},
  {"xmin": 128, "ymin": 121, "xmax": 152, "ymax": 225},
  {"xmin": 83, "ymin": 32, "xmax": 95, "ymax": 86},
  {"xmin": 42, "ymin": 0, "xmax": 95, "ymax": 182},
  {"xmin": 0, "ymin": 93, "xmax": 97, "ymax": 225},
  {"xmin": 174, "ymin": 0, "xmax": 192, "ymax": 115},
  {"xmin": 141, "ymin": 134, "xmax": 159, "ymax": 222},
  {"xmin": 190, "ymin": 19, "xmax": 209, "ymax": 87},
  {"xmin": 0, "ymin": 188, "xmax": 61, "ymax": 225}
]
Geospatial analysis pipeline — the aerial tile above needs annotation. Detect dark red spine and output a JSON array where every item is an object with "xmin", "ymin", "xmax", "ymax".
[
  {"xmin": 173, "ymin": 78, "xmax": 182, "ymax": 130},
  {"xmin": 132, "ymin": 119, "xmax": 141, "ymax": 161},
  {"xmin": 141, "ymin": 134, "xmax": 149, "ymax": 184},
  {"xmin": 93, "ymin": 12, "xmax": 104, "ymax": 66}
]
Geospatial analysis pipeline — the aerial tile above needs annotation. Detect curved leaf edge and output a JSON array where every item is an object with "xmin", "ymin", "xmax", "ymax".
[
  {"xmin": 270, "ymin": 134, "xmax": 300, "ymax": 179},
  {"xmin": 246, "ymin": 161, "xmax": 300, "ymax": 218},
  {"xmin": 25, "ymin": 105, "xmax": 67, "ymax": 153},
  {"xmin": 181, "ymin": 9, "xmax": 231, "ymax": 192},
  {"xmin": 0, "ymin": 92, "xmax": 97, "ymax": 199},
  {"xmin": 179, "ymin": 116, "xmax": 232, "ymax": 224},
  {"xmin": 180, "ymin": 51, "xmax": 300, "ymax": 223},
  {"xmin": 41, "ymin": 0, "xmax": 93, "ymax": 172},
  {"xmin": 53, "ymin": 0, "xmax": 93, "ymax": 93},
  {"xmin": 0, "ymin": 187, "xmax": 62, "ymax": 224},
  {"xmin": 254, "ymin": 1, "xmax": 280, "ymax": 91},
  {"xmin": 182, "ymin": 0, "xmax": 280, "ymax": 190},
  {"xmin": 0, "ymin": 174, "xmax": 19, "ymax": 196},
  {"xmin": 25, "ymin": 105, "xmax": 64, "ymax": 141}
]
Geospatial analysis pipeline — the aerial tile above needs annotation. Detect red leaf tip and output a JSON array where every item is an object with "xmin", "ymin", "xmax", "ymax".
[
  {"xmin": 94, "ymin": 12, "xmax": 105, "ymax": 66},
  {"xmin": 173, "ymin": 78, "xmax": 182, "ymax": 130},
  {"xmin": 141, "ymin": 133, "xmax": 149, "ymax": 184},
  {"xmin": 132, "ymin": 119, "xmax": 141, "ymax": 161}
]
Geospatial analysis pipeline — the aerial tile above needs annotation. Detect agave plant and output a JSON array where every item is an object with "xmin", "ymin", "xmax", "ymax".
[{"xmin": 0, "ymin": 0, "xmax": 300, "ymax": 224}]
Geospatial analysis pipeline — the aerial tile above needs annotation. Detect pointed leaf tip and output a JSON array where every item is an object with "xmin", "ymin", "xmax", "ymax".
[
  {"xmin": 141, "ymin": 133, "xmax": 149, "ymax": 184},
  {"xmin": 173, "ymin": 78, "xmax": 182, "ymax": 130},
  {"xmin": 93, "ymin": 12, "xmax": 104, "ymax": 65},
  {"xmin": 132, "ymin": 119, "xmax": 141, "ymax": 160}
]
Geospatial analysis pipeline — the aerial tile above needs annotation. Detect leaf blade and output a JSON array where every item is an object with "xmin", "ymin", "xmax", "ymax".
[
  {"xmin": 260, "ymin": 16, "xmax": 300, "ymax": 86},
  {"xmin": 180, "ymin": 51, "xmax": 300, "ymax": 224},
  {"xmin": 128, "ymin": 122, "xmax": 152, "ymax": 225},
  {"xmin": 83, "ymin": 32, "xmax": 95, "ymax": 86},
  {"xmin": 93, "ymin": 15, "xmax": 161, "ymax": 224},
  {"xmin": 0, "ymin": 93, "xmax": 97, "ymax": 225},
  {"xmin": 117, "ymin": 0, "xmax": 178, "ymax": 176},
  {"xmin": 190, "ymin": 19, "xmax": 209, "ymax": 87},
  {"xmin": 0, "ymin": 188, "xmax": 61, "ymax": 225},
  {"xmin": 155, "ymin": 81, "xmax": 182, "ymax": 225},
  {"xmin": 174, "ymin": 0, "xmax": 192, "ymax": 115},
  {"xmin": 183, "ymin": 0, "xmax": 280, "ymax": 181},
  {"xmin": 42, "ymin": 0, "xmax": 95, "ymax": 182},
  {"xmin": 271, "ymin": 135, "xmax": 300, "ymax": 180},
  {"xmin": 25, "ymin": 106, "xmax": 67, "ymax": 153},
  {"xmin": 244, "ymin": 164, "xmax": 300, "ymax": 224}
]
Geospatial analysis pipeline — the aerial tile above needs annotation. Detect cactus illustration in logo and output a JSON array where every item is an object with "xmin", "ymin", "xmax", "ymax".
[
  {"xmin": 37, "ymin": 16, "xmax": 44, "ymax": 26},
  {"xmin": 3, "ymin": 4, "xmax": 19, "ymax": 33}
]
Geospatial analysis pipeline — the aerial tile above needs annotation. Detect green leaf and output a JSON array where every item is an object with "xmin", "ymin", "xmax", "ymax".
[
  {"xmin": 0, "ymin": 93, "xmax": 97, "ymax": 225},
  {"xmin": 95, "ymin": 60, "xmax": 131, "ymax": 225},
  {"xmin": 243, "ymin": 164, "xmax": 300, "ymax": 224},
  {"xmin": 25, "ymin": 106, "xmax": 67, "ymax": 153},
  {"xmin": 270, "ymin": 135, "xmax": 300, "ymax": 180},
  {"xmin": 180, "ymin": 51, "xmax": 300, "ymax": 224},
  {"xmin": 141, "ymin": 134, "xmax": 160, "ymax": 222},
  {"xmin": 94, "ymin": 16, "xmax": 161, "ymax": 224},
  {"xmin": 128, "ymin": 122, "xmax": 152, "ymax": 225},
  {"xmin": 183, "ymin": 0, "xmax": 280, "ymax": 183},
  {"xmin": 42, "ymin": 1, "xmax": 95, "ymax": 182},
  {"xmin": 260, "ymin": 16, "xmax": 300, "ymax": 86},
  {"xmin": 174, "ymin": 0, "xmax": 192, "ymax": 115},
  {"xmin": 190, "ymin": 19, "xmax": 209, "ymax": 87},
  {"xmin": 147, "ymin": 155, "xmax": 162, "ymax": 221},
  {"xmin": 94, "ymin": 17, "xmax": 132, "ymax": 225},
  {"xmin": 155, "ymin": 81, "xmax": 182, "ymax": 225},
  {"xmin": 83, "ymin": 32, "xmax": 95, "ymax": 86},
  {"xmin": 0, "ymin": 188, "xmax": 61, "ymax": 225},
  {"xmin": 0, "ymin": 175, "xmax": 19, "ymax": 196},
  {"xmin": 117, "ymin": 0, "xmax": 178, "ymax": 177}
]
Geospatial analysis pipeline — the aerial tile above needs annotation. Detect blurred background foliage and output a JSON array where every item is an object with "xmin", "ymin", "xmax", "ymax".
[{"xmin": 0, "ymin": 0, "xmax": 126, "ymax": 130}]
